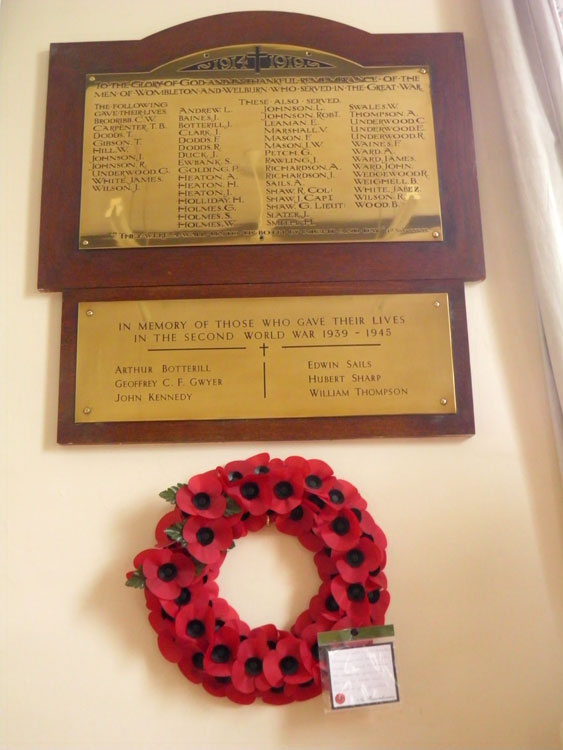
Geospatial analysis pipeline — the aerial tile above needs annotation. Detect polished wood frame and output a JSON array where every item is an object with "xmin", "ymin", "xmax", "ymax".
[
  {"xmin": 58, "ymin": 280, "xmax": 474, "ymax": 443},
  {"xmin": 39, "ymin": 12, "xmax": 484, "ymax": 291}
]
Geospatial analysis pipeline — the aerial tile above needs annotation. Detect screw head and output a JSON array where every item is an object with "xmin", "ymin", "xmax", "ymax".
[
  {"xmin": 83, "ymin": 407, "xmax": 92, "ymax": 415},
  {"xmin": 433, "ymin": 301, "xmax": 441, "ymax": 308},
  {"xmin": 440, "ymin": 398, "xmax": 448, "ymax": 406},
  {"xmin": 89, "ymin": 76, "xmax": 96, "ymax": 82},
  {"xmin": 86, "ymin": 309, "xmax": 94, "ymax": 317},
  {"xmin": 420, "ymin": 68, "xmax": 427, "ymax": 74},
  {"xmin": 432, "ymin": 230, "xmax": 441, "ymax": 239},
  {"xmin": 82, "ymin": 240, "xmax": 89, "ymax": 246}
]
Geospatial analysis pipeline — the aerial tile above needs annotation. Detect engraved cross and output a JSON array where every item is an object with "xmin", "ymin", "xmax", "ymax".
[{"xmin": 248, "ymin": 46, "xmax": 270, "ymax": 73}]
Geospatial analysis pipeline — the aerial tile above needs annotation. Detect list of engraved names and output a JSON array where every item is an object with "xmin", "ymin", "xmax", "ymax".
[{"xmin": 81, "ymin": 65, "xmax": 441, "ymax": 247}]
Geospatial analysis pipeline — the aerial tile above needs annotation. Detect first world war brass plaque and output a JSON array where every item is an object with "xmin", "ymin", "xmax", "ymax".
[
  {"xmin": 74, "ymin": 293, "xmax": 455, "ymax": 423},
  {"xmin": 79, "ymin": 44, "xmax": 442, "ymax": 249}
]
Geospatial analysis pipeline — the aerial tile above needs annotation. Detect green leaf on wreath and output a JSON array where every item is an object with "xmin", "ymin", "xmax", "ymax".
[
  {"xmin": 165, "ymin": 521, "xmax": 187, "ymax": 546},
  {"xmin": 126, "ymin": 567, "xmax": 146, "ymax": 588},
  {"xmin": 159, "ymin": 483, "xmax": 186, "ymax": 505},
  {"xmin": 193, "ymin": 559, "xmax": 206, "ymax": 577},
  {"xmin": 224, "ymin": 497, "xmax": 242, "ymax": 517}
]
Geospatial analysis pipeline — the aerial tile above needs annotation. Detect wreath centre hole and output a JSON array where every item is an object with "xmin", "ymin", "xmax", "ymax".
[{"xmin": 217, "ymin": 524, "xmax": 318, "ymax": 631}]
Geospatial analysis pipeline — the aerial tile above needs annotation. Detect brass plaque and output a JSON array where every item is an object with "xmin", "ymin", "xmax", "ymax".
[
  {"xmin": 75, "ymin": 294, "xmax": 455, "ymax": 423},
  {"xmin": 80, "ymin": 45, "xmax": 442, "ymax": 249}
]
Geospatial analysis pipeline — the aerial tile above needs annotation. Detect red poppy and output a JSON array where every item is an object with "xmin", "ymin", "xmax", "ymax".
[
  {"xmin": 154, "ymin": 507, "xmax": 184, "ymax": 547},
  {"xmin": 203, "ymin": 624, "xmax": 241, "ymax": 677},
  {"xmin": 358, "ymin": 513, "xmax": 387, "ymax": 550},
  {"xmin": 263, "ymin": 635, "xmax": 314, "ymax": 686},
  {"xmin": 309, "ymin": 580, "xmax": 344, "ymax": 623},
  {"xmin": 330, "ymin": 575, "xmax": 370, "ymax": 624},
  {"xmin": 218, "ymin": 453, "xmax": 272, "ymax": 492},
  {"xmin": 284, "ymin": 456, "xmax": 334, "ymax": 494},
  {"xmin": 299, "ymin": 621, "xmax": 325, "ymax": 679},
  {"xmin": 298, "ymin": 528, "xmax": 325, "ymax": 552},
  {"xmin": 174, "ymin": 599, "xmax": 216, "ymax": 648},
  {"xmin": 315, "ymin": 477, "xmax": 363, "ymax": 514},
  {"xmin": 261, "ymin": 685, "xmax": 296, "ymax": 705},
  {"xmin": 143, "ymin": 587, "xmax": 177, "ymax": 635},
  {"xmin": 161, "ymin": 578, "xmax": 219, "ymax": 618},
  {"xmin": 334, "ymin": 536, "xmax": 383, "ymax": 583},
  {"xmin": 317, "ymin": 508, "xmax": 362, "ymax": 551},
  {"xmin": 157, "ymin": 631, "xmax": 185, "ymax": 664},
  {"xmin": 141, "ymin": 548, "xmax": 196, "ymax": 600},
  {"xmin": 267, "ymin": 466, "xmax": 305, "ymax": 515},
  {"xmin": 183, "ymin": 516, "xmax": 234, "ymax": 564},
  {"xmin": 276, "ymin": 503, "xmax": 314, "ymax": 537},
  {"xmin": 231, "ymin": 632, "xmax": 272, "ymax": 693},
  {"xmin": 176, "ymin": 470, "xmax": 226, "ymax": 519},
  {"xmin": 200, "ymin": 675, "xmax": 257, "ymax": 704},
  {"xmin": 291, "ymin": 610, "xmax": 314, "ymax": 637},
  {"xmin": 293, "ymin": 678, "xmax": 322, "ymax": 702},
  {"xmin": 313, "ymin": 547, "xmax": 338, "ymax": 580},
  {"xmin": 231, "ymin": 511, "xmax": 268, "ymax": 539},
  {"xmin": 366, "ymin": 587, "xmax": 391, "ymax": 625},
  {"xmin": 226, "ymin": 473, "xmax": 274, "ymax": 516},
  {"xmin": 178, "ymin": 640, "xmax": 207, "ymax": 684}
]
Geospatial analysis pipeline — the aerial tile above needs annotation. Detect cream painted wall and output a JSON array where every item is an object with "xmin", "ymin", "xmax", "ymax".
[{"xmin": 1, "ymin": 1, "xmax": 562, "ymax": 748}]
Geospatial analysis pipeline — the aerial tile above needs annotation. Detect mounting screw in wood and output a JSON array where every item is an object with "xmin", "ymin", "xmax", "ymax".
[
  {"xmin": 86, "ymin": 309, "xmax": 94, "ymax": 317},
  {"xmin": 432, "ymin": 230, "xmax": 440, "ymax": 238},
  {"xmin": 440, "ymin": 398, "xmax": 448, "ymax": 406},
  {"xmin": 83, "ymin": 407, "xmax": 92, "ymax": 415}
]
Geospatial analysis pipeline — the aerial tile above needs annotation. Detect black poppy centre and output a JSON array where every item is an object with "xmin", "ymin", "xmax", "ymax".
[
  {"xmin": 280, "ymin": 655, "xmax": 299, "ymax": 675},
  {"xmin": 241, "ymin": 482, "xmax": 260, "ymax": 500},
  {"xmin": 347, "ymin": 583, "xmax": 365, "ymax": 601},
  {"xmin": 245, "ymin": 657, "xmax": 263, "ymax": 676},
  {"xmin": 329, "ymin": 489, "xmax": 345, "ymax": 505},
  {"xmin": 346, "ymin": 548, "xmax": 365, "ymax": 567},
  {"xmin": 157, "ymin": 563, "xmax": 177, "ymax": 581},
  {"xmin": 196, "ymin": 527, "xmax": 215, "ymax": 546},
  {"xmin": 274, "ymin": 481, "xmax": 294, "ymax": 499},
  {"xmin": 187, "ymin": 619, "xmax": 206, "ymax": 638},
  {"xmin": 193, "ymin": 492, "xmax": 211, "ymax": 510},
  {"xmin": 331, "ymin": 517, "xmax": 350, "ymax": 536},
  {"xmin": 211, "ymin": 644, "xmax": 232, "ymax": 664}
]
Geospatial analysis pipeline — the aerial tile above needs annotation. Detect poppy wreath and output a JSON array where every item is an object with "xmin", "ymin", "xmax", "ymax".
[{"xmin": 126, "ymin": 453, "xmax": 389, "ymax": 705}]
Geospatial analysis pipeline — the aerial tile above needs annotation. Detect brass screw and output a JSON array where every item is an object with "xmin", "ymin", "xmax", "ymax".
[
  {"xmin": 203, "ymin": 53, "xmax": 209, "ymax": 58},
  {"xmin": 86, "ymin": 309, "xmax": 94, "ymax": 317},
  {"xmin": 420, "ymin": 68, "xmax": 427, "ymax": 74},
  {"xmin": 89, "ymin": 76, "xmax": 96, "ymax": 82},
  {"xmin": 433, "ymin": 301, "xmax": 441, "ymax": 308},
  {"xmin": 432, "ymin": 230, "xmax": 440, "ymax": 238},
  {"xmin": 83, "ymin": 407, "xmax": 92, "ymax": 415},
  {"xmin": 440, "ymin": 398, "xmax": 448, "ymax": 406},
  {"xmin": 306, "ymin": 51, "xmax": 312, "ymax": 56},
  {"xmin": 82, "ymin": 240, "xmax": 89, "ymax": 246}
]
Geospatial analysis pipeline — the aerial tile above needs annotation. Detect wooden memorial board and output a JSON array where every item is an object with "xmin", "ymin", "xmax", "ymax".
[
  {"xmin": 38, "ymin": 12, "xmax": 484, "ymax": 291},
  {"xmin": 57, "ymin": 281, "xmax": 474, "ymax": 444}
]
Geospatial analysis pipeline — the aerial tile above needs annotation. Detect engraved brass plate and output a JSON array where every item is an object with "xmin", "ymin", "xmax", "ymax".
[
  {"xmin": 80, "ymin": 45, "xmax": 442, "ymax": 249},
  {"xmin": 75, "ymin": 294, "xmax": 455, "ymax": 422}
]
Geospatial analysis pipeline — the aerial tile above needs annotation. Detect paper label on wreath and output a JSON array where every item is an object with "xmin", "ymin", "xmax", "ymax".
[{"xmin": 327, "ymin": 642, "xmax": 399, "ymax": 709}]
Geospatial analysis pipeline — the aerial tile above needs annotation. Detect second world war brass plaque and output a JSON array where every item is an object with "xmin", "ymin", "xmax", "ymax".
[
  {"xmin": 80, "ymin": 44, "xmax": 442, "ymax": 249},
  {"xmin": 75, "ymin": 293, "xmax": 455, "ymax": 423}
]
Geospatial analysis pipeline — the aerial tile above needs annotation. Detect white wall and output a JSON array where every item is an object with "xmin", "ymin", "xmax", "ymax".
[{"xmin": 1, "ymin": 1, "xmax": 562, "ymax": 749}]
